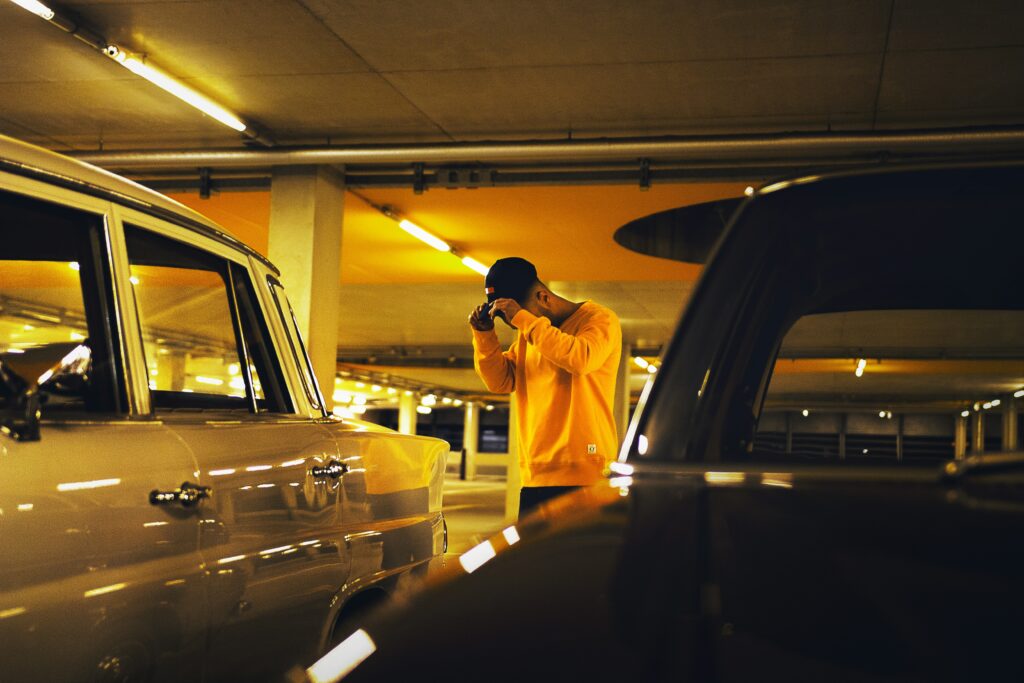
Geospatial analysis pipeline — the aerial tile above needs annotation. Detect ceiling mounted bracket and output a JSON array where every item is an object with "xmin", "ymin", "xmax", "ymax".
[
  {"xmin": 639, "ymin": 158, "xmax": 651, "ymax": 191},
  {"xmin": 412, "ymin": 163, "xmax": 426, "ymax": 194},
  {"xmin": 198, "ymin": 167, "xmax": 212, "ymax": 199}
]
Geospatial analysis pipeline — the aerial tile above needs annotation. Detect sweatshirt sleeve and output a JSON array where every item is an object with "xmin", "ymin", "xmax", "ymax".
[
  {"xmin": 511, "ymin": 306, "xmax": 620, "ymax": 376},
  {"xmin": 472, "ymin": 328, "xmax": 517, "ymax": 393}
]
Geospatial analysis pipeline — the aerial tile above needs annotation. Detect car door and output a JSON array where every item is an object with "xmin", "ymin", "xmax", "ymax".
[
  {"xmin": 116, "ymin": 214, "xmax": 356, "ymax": 680},
  {"xmin": 0, "ymin": 184, "xmax": 207, "ymax": 682},
  {"xmin": 669, "ymin": 169, "xmax": 1024, "ymax": 681}
]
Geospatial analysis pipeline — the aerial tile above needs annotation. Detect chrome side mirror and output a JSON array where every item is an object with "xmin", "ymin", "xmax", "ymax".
[{"xmin": 0, "ymin": 344, "xmax": 91, "ymax": 442}]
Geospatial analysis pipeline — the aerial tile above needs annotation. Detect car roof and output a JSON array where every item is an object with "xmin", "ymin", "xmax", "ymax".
[{"xmin": 0, "ymin": 134, "xmax": 277, "ymax": 274}]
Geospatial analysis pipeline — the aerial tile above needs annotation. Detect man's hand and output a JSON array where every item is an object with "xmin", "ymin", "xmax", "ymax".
[
  {"xmin": 469, "ymin": 303, "xmax": 495, "ymax": 331},
  {"xmin": 489, "ymin": 298, "xmax": 523, "ymax": 326}
]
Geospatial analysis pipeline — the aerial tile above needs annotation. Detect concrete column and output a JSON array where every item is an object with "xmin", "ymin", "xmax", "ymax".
[
  {"xmin": 398, "ymin": 393, "xmax": 417, "ymax": 435},
  {"xmin": 463, "ymin": 402, "xmax": 480, "ymax": 481},
  {"xmin": 268, "ymin": 165, "xmax": 344, "ymax": 409},
  {"xmin": 955, "ymin": 414, "xmax": 968, "ymax": 460},
  {"xmin": 613, "ymin": 342, "xmax": 632, "ymax": 445},
  {"xmin": 504, "ymin": 401, "xmax": 521, "ymax": 524},
  {"xmin": 972, "ymin": 410, "xmax": 985, "ymax": 454},
  {"xmin": 1003, "ymin": 398, "xmax": 1019, "ymax": 452}
]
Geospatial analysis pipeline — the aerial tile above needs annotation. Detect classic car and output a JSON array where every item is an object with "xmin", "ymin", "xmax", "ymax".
[
  {"xmin": 0, "ymin": 134, "xmax": 448, "ymax": 682},
  {"xmin": 317, "ymin": 163, "xmax": 1024, "ymax": 683}
]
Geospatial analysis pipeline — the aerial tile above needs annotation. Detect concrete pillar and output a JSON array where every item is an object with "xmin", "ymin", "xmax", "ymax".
[
  {"xmin": 268, "ymin": 165, "xmax": 344, "ymax": 409},
  {"xmin": 1003, "ymin": 398, "xmax": 1019, "ymax": 452},
  {"xmin": 972, "ymin": 410, "xmax": 985, "ymax": 455},
  {"xmin": 463, "ymin": 402, "xmax": 480, "ymax": 481},
  {"xmin": 398, "ymin": 393, "xmax": 417, "ymax": 435},
  {"xmin": 613, "ymin": 342, "xmax": 632, "ymax": 445},
  {"xmin": 955, "ymin": 414, "xmax": 968, "ymax": 460},
  {"xmin": 504, "ymin": 401, "xmax": 521, "ymax": 524}
]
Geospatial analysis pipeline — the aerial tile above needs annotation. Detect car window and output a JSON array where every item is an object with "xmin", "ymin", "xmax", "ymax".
[
  {"xmin": 124, "ymin": 225, "xmax": 286, "ymax": 413},
  {"xmin": 752, "ymin": 309, "xmax": 1024, "ymax": 463},
  {"xmin": 267, "ymin": 277, "xmax": 324, "ymax": 413},
  {"xmin": 0, "ymin": 189, "xmax": 122, "ymax": 414},
  {"xmin": 696, "ymin": 168, "xmax": 1024, "ymax": 466}
]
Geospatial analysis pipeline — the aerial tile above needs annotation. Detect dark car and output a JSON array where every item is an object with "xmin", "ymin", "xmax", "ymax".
[{"xmin": 300, "ymin": 163, "xmax": 1024, "ymax": 683}]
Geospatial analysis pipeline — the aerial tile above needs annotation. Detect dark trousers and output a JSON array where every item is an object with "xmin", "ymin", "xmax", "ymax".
[{"xmin": 518, "ymin": 486, "xmax": 580, "ymax": 518}]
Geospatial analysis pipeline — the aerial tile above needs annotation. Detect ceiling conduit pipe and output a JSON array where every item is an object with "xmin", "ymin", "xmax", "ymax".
[{"xmin": 72, "ymin": 126, "xmax": 1024, "ymax": 171}]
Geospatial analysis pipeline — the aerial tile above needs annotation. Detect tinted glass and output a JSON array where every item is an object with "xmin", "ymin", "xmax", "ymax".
[
  {"xmin": 0, "ymin": 190, "xmax": 121, "ymax": 413},
  {"xmin": 125, "ymin": 226, "xmax": 264, "ymax": 411}
]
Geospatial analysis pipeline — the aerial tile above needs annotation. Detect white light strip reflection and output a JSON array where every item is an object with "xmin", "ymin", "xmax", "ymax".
[
  {"xmin": 608, "ymin": 462, "xmax": 634, "ymax": 476},
  {"xmin": 609, "ymin": 476, "xmax": 633, "ymax": 488},
  {"xmin": 1015, "ymin": 389, "xmax": 1024, "ymax": 399},
  {"xmin": 217, "ymin": 555, "xmax": 246, "ymax": 565},
  {"xmin": 459, "ymin": 540, "xmax": 497, "ymax": 574},
  {"xmin": 502, "ymin": 526, "xmax": 520, "ymax": 546},
  {"xmin": 704, "ymin": 472, "xmax": 745, "ymax": 486},
  {"xmin": 761, "ymin": 473, "xmax": 794, "ymax": 489},
  {"xmin": 57, "ymin": 478, "xmax": 121, "ymax": 492},
  {"xmin": 246, "ymin": 465, "xmax": 272, "ymax": 472},
  {"xmin": 84, "ymin": 582, "xmax": 127, "ymax": 598},
  {"xmin": 398, "ymin": 219, "xmax": 450, "ymax": 252},
  {"xmin": 8, "ymin": 0, "xmax": 54, "ymax": 20},
  {"xmin": 208, "ymin": 468, "xmax": 236, "ymax": 476},
  {"xmin": 307, "ymin": 629, "xmax": 377, "ymax": 683},
  {"xmin": 280, "ymin": 459, "xmax": 305, "ymax": 468},
  {"xmin": 107, "ymin": 46, "xmax": 247, "ymax": 132}
]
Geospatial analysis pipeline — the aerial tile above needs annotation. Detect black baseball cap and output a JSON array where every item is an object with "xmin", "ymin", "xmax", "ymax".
[{"xmin": 485, "ymin": 257, "xmax": 538, "ymax": 303}]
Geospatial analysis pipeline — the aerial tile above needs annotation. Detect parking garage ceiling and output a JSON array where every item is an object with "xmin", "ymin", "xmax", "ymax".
[{"xmin": 2, "ymin": 0, "xmax": 1023, "ymax": 151}]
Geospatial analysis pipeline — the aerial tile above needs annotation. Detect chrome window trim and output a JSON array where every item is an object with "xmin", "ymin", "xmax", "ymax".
[{"xmin": 266, "ymin": 276, "xmax": 326, "ymax": 416}]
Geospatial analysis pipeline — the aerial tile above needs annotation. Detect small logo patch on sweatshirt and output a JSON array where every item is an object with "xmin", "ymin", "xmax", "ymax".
[{"xmin": 587, "ymin": 443, "xmax": 597, "ymax": 454}]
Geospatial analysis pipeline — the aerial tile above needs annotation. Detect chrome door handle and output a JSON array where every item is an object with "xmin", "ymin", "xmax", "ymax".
[
  {"xmin": 310, "ymin": 460, "xmax": 348, "ymax": 480},
  {"xmin": 150, "ymin": 481, "xmax": 212, "ymax": 508}
]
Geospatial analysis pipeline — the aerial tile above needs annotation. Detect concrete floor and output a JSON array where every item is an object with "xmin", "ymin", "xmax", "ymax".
[{"xmin": 441, "ymin": 474, "xmax": 507, "ymax": 556}]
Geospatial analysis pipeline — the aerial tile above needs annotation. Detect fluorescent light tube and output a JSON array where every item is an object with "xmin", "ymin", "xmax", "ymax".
[
  {"xmin": 106, "ymin": 45, "xmax": 247, "ymax": 132},
  {"xmin": 9, "ymin": 0, "xmax": 55, "ymax": 20},
  {"xmin": 398, "ymin": 219, "xmax": 450, "ymax": 252},
  {"xmin": 461, "ymin": 256, "xmax": 490, "ymax": 275}
]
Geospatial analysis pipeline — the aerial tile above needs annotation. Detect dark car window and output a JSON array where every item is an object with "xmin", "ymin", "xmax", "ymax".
[
  {"xmin": 0, "ymin": 189, "xmax": 123, "ymax": 414},
  {"xmin": 124, "ymin": 225, "xmax": 288, "ymax": 413},
  {"xmin": 751, "ymin": 309, "xmax": 1024, "ymax": 463},
  {"xmin": 634, "ymin": 166, "xmax": 1024, "ymax": 464}
]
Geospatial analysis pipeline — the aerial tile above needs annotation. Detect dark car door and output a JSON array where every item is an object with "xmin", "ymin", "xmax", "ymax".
[{"xmin": 628, "ymin": 166, "xmax": 1024, "ymax": 682}]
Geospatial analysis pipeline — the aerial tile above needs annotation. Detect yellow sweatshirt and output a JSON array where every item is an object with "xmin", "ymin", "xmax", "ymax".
[{"xmin": 472, "ymin": 301, "xmax": 622, "ymax": 487}]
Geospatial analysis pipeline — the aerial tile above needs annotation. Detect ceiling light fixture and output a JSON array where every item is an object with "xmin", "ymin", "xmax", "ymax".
[
  {"xmin": 373, "ymin": 204, "xmax": 491, "ymax": 277},
  {"xmin": 855, "ymin": 358, "xmax": 866, "ymax": 377},
  {"xmin": 8, "ymin": 0, "xmax": 54, "ymax": 20},
  {"xmin": 104, "ymin": 44, "xmax": 247, "ymax": 132},
  {"xmin": 461, "ymin": 256, "xmax": 490, "ymax": 276},
  {"xmin": 397, "ymin": 219, "xmax": 449, "ymax": 252}
]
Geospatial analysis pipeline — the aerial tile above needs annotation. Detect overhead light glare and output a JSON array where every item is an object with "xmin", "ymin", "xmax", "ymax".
[
  {"xmin": 1015, "ymin": 390, "xmax": 1024, "ymax": 399},
  {"xmin": 105, "ymin": 45, "xmax": 247, "ymax": 132},
  {"xmin": 416, "ymin": 405, "xmax": 432, "ymax": 415},
  {"xmin": 633, "ymin": 356, "xmax": 650, "ymax": 370},
  {"xmin": 855, "ymin": 358, "xmax": 866, "ymax": 377},
  {"xmin": 461, "ymin": 256, "xmax": 490, "ymax": 276},
  {"xmin": 991, "ymin": 399, "xmax": 1001, "ymax": 407},
  {"xmin": 961, "ymin": 410, "xmax": 970, "ymax": 418},
  {"xmin": 397, "ymin": 219, "xmax": 450, "ymax": 252},
  {"xmin": 801, "ymin": 409, "xmax": 809, "ymax": 417},
  {"xmin": 9, "ymin": 0, "xmax": 55, "ymax": 20},
  {"xmin": 744, "ymin": 185, "xmax": 755, "ymax": 197}
]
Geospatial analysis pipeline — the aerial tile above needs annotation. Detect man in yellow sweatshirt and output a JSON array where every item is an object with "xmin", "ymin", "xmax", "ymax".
[{"xmin": 469, "ymin": 257, "xmax": 622, "ymax": 518}]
